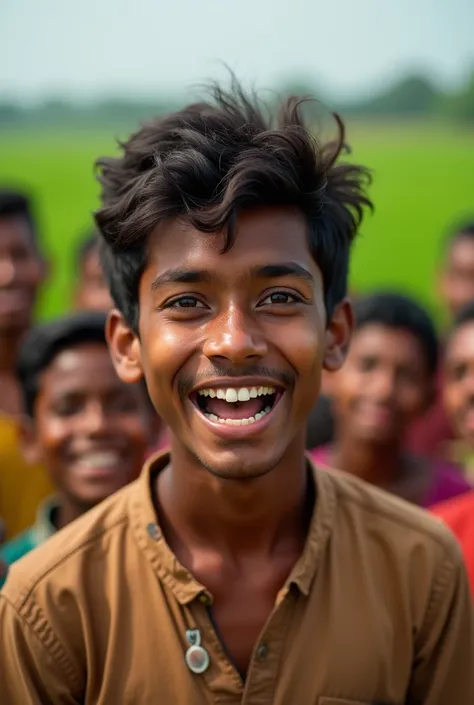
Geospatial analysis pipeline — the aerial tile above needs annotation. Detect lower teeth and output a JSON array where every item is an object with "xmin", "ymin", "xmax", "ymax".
[{"xmin": 205, "ymin": 406, "xmax": 271, "ymax": 426}]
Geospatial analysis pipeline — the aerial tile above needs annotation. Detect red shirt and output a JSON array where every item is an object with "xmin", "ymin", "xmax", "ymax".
[{"xmin": 431, "ymin": 491, "xmax": 474, "ymax": 596}]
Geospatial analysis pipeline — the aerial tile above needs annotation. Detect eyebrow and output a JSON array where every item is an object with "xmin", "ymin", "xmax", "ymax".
[
  {"xmin": 150, "ymin": 261, "xmax": 314, "ymax": 291},
  {"xmin": 151, "ymin": 268, "xmax": 212, "ymax": 291}
]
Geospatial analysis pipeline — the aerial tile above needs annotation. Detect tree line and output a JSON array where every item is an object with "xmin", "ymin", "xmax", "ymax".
[{"xmin": 1, "ymin": 70, "xmax": 473, "ymax": 130}]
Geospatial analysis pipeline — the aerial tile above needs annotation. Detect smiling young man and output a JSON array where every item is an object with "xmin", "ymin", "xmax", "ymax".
[
  {"xmin": 0, "ymin": 312, "xmax": 153, "ymax": 587},
  {"xmin": 1, "ymin": 83, "xmax": 473, "ymax": 704}
]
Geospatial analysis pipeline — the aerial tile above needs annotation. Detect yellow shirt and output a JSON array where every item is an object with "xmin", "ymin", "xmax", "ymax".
[{"xmin": 0, "ymin": 414, "xmax": 54, "ymax": 540}]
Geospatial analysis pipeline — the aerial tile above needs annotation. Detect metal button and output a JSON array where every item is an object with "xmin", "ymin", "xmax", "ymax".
[
  {"xmin": 256, "ymin": 643, "xmax": 269, "ymax": 660},
  {"xmin": 146, "ymin": 523, "xmax": 160, "ymax": 540},
  {"xmin": 185, "ymin": 644, "xmax": 210, "ymax": 674},
  {"xmin": 199, "ymin": 593, "xmax": 211, "ymax": 606}
]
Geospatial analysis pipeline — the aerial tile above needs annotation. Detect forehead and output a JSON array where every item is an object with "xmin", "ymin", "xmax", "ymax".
[
  {"xmin": 446, "ymin": 235, "xmax": 474, "ymax": 267},
  {"xmin": 39, "ymin": 343, "xmax": 118, "ymax": 391},
  {"xmin": 146, "ymin": 207, "xmax": 318, "ymax": 278},
  {"xmin": 446, "ymin": 322, "xmax": 474, "ymax": 361},
  {"xmin": 349, "ymin": 323, "xmax": 425, "ymax": 362},
  {"xmin": 0, "ymin": 215, "xmax": 35, "ymax": 250}
]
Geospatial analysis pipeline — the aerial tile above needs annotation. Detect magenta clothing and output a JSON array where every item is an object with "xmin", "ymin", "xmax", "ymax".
[{"xmin": 310, "ymin": 446, "xmax": 471, "ymax": 509}]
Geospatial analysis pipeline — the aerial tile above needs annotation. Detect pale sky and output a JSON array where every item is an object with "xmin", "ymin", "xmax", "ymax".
[{"xmin": 1, "ymin": 0, "xmax": 473, "ymax": 103}]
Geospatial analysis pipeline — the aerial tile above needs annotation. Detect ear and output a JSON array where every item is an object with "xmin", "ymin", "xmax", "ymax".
[
  {"xmin": 323, "ymin": 298, "xmax": 353, "ymax": 373},
  {"xmin": 106, "ymin": 309, "xmax": 143, "ymax": 384},
  {"xmin": 18, "ymin": 415, "xmax": 42, "ymax": 466}
]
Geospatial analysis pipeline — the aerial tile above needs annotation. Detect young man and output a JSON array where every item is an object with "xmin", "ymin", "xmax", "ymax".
[
  {"xmin": 311, "ymin": 292, "xmax": 471, "ymax": 507},
  {"xmin": 74, "ymin": 230, "xmax": 114, "ymax": 312},
  {"xmin": 0, "ymin": 311, "xmax": 153, "ymax": 586},
  {"xmin": 431, "ymin": 302, "xmax": 474, "ymax": 595},
  {"xmin": 0, "ymin": 188, "xmax": 54, "ymax": 539},
  {"xmin": 408, "ymin": 220, "xmax": 474, "ymax": 458},
  {"xmin": 1, "ymin": 84, "xmax": 472, "ymax": 704}
]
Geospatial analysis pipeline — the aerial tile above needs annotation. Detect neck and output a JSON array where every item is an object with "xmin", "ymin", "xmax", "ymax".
[
  {"xmin": 0, "ymin": 328, "xmax": 26, "ymax": 372},
  {"xmin": 331, "ymin": 430, "xmax": 404, "ymax": 488},
  {"xmin": 155, "ymin": 435, "xmax": 311, "ymax": 559},
  {"xmin": 55, "ymin": 496, "xmax": 92, "ymax": 531}
]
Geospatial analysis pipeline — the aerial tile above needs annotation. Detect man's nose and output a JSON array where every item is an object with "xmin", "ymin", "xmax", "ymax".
[{"xmin": 202, "ymin": 307, "xmax": 268, "ymax": 365}]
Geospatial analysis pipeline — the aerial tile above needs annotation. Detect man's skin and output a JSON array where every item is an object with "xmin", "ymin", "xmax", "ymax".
[
  {"xmin": 107, "ymin": 206, "xmax": 351, "ymax": 675},
  {"xmin": 0, "ymin": 215, "xmax": 45, "ymax": 416}
]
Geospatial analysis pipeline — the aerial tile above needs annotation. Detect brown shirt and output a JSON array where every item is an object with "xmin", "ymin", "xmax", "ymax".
[{"xmin": 1, "ymin": 453, "xmax": 473, "ymax": 704}]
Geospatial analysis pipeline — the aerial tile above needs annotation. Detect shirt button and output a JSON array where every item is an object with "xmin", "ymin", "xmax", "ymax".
[
  {"xmin": 256, "ymin": 643, "xmax": 269, "ymax": 660},
  {"xmin": 146, "ymin": 523, "xmax": 160, "ymax": 540},
  {"xmin": 199, "ymin": 593, "xmax": 211, "ymax": 606}
]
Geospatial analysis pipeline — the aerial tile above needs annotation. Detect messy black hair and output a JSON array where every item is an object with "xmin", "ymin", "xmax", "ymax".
[
  {"xmin": 0, "ymin": 188, "xmax": 38, "ymax": 245},
  {"xmin": 353, "ymin": 292, "xmax": 439, "ymax": 376},
  {"xmin": 95, "ymin": 78, "xmax": 372, "ymax": 332},
  {"xmin": 17, "ymin": 312, "xmax": 108, "ymax": 418}
]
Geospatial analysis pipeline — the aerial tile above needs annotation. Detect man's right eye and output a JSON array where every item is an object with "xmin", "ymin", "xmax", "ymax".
[{"xmin": 166, "ymin": 296, "xmax": 206, "ymax": 309}]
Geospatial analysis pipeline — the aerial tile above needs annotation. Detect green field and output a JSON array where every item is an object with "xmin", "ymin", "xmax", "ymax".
[{"xmin": 1, "ymin": 122, "xmax": 473, "ymax": 324}]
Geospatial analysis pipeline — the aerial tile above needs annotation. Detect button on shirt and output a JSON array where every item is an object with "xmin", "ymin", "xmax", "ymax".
[{"xmin": 1, "ymin": 454, "xmax": 473, "ymax": 704}]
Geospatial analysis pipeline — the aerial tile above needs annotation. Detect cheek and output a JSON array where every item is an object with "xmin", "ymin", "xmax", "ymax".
[
  {"xmin": 140, "ymin": 324, "xmax": 194, "ymax": 405},
  {"xmin": 398, "ymin": 386, "xmax": 427, "ymax": 415},
  {"xmin": 277, "ymin": 319, "xmax": 324, "ymax": 377}
]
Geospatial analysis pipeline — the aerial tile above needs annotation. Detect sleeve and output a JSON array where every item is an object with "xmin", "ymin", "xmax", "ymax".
[
  {"xmin": 406, "ymin": 543, "xmax": 474, "ymax": 704},
  {"xmin": 0, "ymin": 595, "xmax": 80, "ymax": 705}
]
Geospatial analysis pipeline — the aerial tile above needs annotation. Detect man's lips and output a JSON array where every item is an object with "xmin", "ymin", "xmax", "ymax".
[{"xmin": 188, "ymin": 378, "xmax": 285, "ymax": 434}]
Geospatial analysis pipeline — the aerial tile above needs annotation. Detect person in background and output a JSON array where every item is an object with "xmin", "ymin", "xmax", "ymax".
[
  {"xmin": 0, "ymin": 311, "xmax": 153, "ymax": 586},
  {"xmin": 1, "ymin": 81, "xmax": 472, "ymax": 704},
  {"xmin": 74, "ymin": 230, "xmax": 114, "ymax": 312},
  {"xmin": 0, "ymin": 188, "xmax": 54, "ymax": 540},
  {"xmin": 311, "ymin": 292, "xmax": 471, "ymax": 506},
  {"xmin": 430, "ymin": 301, "xmax": 474, "ymax": 595},
  {"xmin": 408, "ymin": 220, "xmax": 474, "ymax": 459}
]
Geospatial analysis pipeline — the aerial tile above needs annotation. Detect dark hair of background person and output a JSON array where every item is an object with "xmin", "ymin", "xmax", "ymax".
[
  {"xmin": 16, "ymin": 312, "xmax": 108, "ymax": 418},
  {"xmin": 76, "ymin": 230, "xmax": 100, "ymax": 266},
  {"xmin": 94, "ymin": 77, "xmax": 373, "ymax": 332},
  {"xmin": 0, "ymin": 188, "xmax": 37, "ymax": 244},
  {"xmin": 353, "ymin": 291, "xmax": 439, "ymax": 376},
  {"xmin": 442, "ymin": 220, "xmax": 474, "ymax": 254},
  {"xmin": 450, "ymin": 300, "xmax": 474, "ymax": 333}
]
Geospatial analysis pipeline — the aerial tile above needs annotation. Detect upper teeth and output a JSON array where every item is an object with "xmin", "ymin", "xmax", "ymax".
[
  {"xmin": 198, "ymin": 386, "xmax": 276, "ymax": 402},
  {"xmin": 76, "ymin": 451, "xmax": 119, "ymax": 467}
]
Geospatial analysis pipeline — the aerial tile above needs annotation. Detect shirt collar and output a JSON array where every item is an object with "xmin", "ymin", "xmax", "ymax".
[{"xmin": 129, "ymin": 452, "xmax": 337, "ymax": 604}]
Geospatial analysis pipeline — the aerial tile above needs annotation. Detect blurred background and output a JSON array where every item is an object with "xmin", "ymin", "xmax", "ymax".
[{"xmin": 1, "ymin": 0, "xmax": 473, "ymax": 324}]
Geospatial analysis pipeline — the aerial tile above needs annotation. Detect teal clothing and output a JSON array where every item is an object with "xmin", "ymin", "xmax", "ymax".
[{"xmin": 0, "ymin": 496, "xmax": 58, "ymax": 588}]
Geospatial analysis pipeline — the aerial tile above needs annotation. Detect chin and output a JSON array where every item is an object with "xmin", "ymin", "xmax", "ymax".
[{"xmin": 193, "ymin": 446, "xmax": 283, "ymax": 482}]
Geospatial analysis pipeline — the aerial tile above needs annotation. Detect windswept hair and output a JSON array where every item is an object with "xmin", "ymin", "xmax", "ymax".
[{"xmin": 95, "ymin": 77, "xmax": 372, "ymax": 331}]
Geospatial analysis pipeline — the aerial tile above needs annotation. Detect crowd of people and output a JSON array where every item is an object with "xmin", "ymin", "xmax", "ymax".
[{"xmin": 0, "ymin": 82, "xmax": 473, "ymax": 702}]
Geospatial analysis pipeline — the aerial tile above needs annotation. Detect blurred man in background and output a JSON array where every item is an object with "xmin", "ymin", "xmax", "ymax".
[
  {"xmin": 74, "ymin": 230, "xmax": 113, "ymax": 312},
  {"xmin": 430, "ymin": 301, "xmax": 474, "ymax": 595},
  {"xmin": 0, "ymin": 189, "xmax": 54, "ymax": 540},
  {"xmin": 0, "ymin": 311, "xmax": 153, "ymax": 586},
  {"xmin": 408, "ymin": 220, "xmax": 474, "ymax": 459},
  {"xmin": 311, "ymin": 292, "xmax": 471, "ymax": 506}
]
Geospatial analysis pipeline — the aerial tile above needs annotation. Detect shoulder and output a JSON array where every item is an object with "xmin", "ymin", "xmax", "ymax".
[
  {"xmin": 320, "ymin": 466, "xmax": 463, "ymax": 565},
  {"xmin": 1, "ymin": 480, "xmax": 135, "ymax": 609}
]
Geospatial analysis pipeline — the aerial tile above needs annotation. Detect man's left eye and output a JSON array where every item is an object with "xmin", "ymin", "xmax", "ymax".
[{"xmin": 261, "ymin": 292, "xmax": 298, "ymax": 305}]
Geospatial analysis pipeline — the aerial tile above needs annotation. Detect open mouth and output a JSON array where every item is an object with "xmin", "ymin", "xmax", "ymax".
[{"xmin": 191, "ymin": 384, "xmax": 283, "ymax": 427}]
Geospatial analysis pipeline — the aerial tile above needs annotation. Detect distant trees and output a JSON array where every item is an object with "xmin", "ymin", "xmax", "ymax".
[{"xmin": 1, "ymin": 69, "xmax": 473, "ymax": 130}]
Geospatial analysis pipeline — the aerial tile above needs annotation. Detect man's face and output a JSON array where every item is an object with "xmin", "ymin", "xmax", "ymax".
[
  {"xmin": 0, "ymin": 216, "xmax": 44, "ymax": 336},
  {"xmin": 76, "ymin": 250, "xmax": 113, "ymax": 313},
  {"xmin": 331, "ymin": 324, "xmax": 432, "ymax": 445},
  {"xmin": 443, "ymin": 321, "xmax": 474, "ymax": 447},
  {"xmin": 26, "ymin": 343, "xmax": 150, "ymax": 510},
  {"xmin": 439, "ymin": 235, "xmax": 474, "ymax": 319},
  {"xmin": 108, "ymin": 207, "xmax": 351, "ymax": 480}
]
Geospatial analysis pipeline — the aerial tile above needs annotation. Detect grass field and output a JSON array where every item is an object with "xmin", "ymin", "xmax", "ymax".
[{"xmin": 1, "ymin": 121, "xmax": 473, "ymax": 324}]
